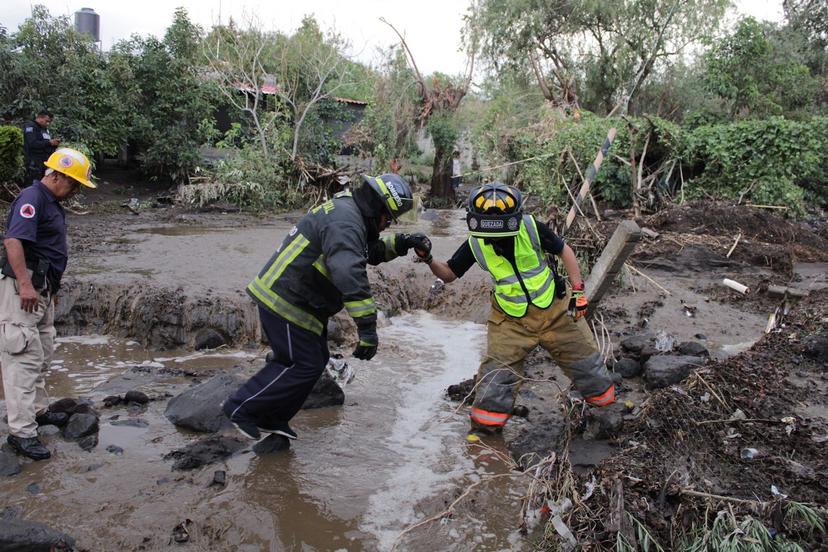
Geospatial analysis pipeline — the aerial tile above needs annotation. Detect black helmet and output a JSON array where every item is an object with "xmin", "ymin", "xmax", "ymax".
[
  {"xmin": 466, "ymin": 182, "xmax": 523, "ymax": 237},
  {"xmin": 360, "ymin": 173, "xmax": 415, "ymax": 222}
]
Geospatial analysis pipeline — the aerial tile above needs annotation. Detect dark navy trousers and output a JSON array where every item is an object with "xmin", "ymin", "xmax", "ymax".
[{"xmin": 224, "ymin": 306, "xmax": 329, "ymax": 424}]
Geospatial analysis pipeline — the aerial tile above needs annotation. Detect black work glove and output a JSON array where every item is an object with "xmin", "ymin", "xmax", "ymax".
[
  {"xmin": 353, "ymin": 323, "xmax": 378, "ymax": 361},
  {"xmin": 397, "ymin": 233, "xmax": 433, "ymax": 263}
]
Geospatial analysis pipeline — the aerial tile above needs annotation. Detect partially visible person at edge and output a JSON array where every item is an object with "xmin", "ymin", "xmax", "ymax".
[
  {"xmin": 222, "ymin": 174, "xmax": 432, "ymax": 442},
  {"xmin": 451, "ymin": 150, "xmax": 461, "ymax": 191},
  {"xmin": 23, "ymin": 111, "xmax": 60, "ymax": 184},
  {"xmin": 0, "ymin": 148, "xmax": 96, "ymax": 461},
  {"xmin": 423, "ymin": 182, "xmax": 616, "ymax": 436}
]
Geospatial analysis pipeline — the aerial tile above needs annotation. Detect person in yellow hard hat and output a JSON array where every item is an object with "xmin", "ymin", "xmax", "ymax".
[
  {"xmin": 0, "ymin": 147, "xmax": 95, "ymax": 461},
  {"xmin": 423, "ymin": 183, "xmax": 616, "ymax": 437}
]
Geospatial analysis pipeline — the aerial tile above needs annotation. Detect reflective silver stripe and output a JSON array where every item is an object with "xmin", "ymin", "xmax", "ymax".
[
  {"xmin": 495, "ymin": 264, "xmax": 546, "ymax": 286},
  {"xmin": 468, "ymin": 237, "xmax": 489, "ymax": 272},
  {"xmin": 346, "ymin": 303, "xmax": 377, "ymax": 317},
  {"xmin": 528, "ymin": 273, "xmax": 554, "ymax": 300},
  {"xmin": 522, "ymin": 215, "xmax": 546, "ymax": 265},
  {"xmin": 496, "ymin": 291, "xmax": 528, "ymax": 304}
]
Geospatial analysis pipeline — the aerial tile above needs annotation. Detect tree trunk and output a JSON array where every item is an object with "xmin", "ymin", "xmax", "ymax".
[{"xmin": 430, "ymin": 143, "xmax": 454, "ymax": 199}]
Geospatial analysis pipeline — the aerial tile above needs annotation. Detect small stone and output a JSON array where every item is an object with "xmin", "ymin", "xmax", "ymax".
[
  {"xmin": 102, "ymin": 395, "xmax": 122, "ymax": 408},
  {"xmin": 620, "ymin": 335, "xmax": 650, "ymax": 354},
  {"xmin": 194, "ymin": 328, "xmax": 226, "ymax": 351},
  {"xmin": 644, "ymin": 355, "xmax": 705, "ymax": 389},
  {"xmin": 613, "ymin": 357, "xmax": 642, "ymax": 378},
  {"xmin": 64, "ymin": 413, "xmax": 99, "ymax": 440},
  {"xmin": 252, "ymin": 434, "xmax": 290, "ymax": 455},
  {"xmin": 77, "ymin": 434, "xmax": 99, "ymax": 451},
  {"xmin": 47, "ymin": 398, "xmax": 79, "ymax": 413},
  {"xmin": 26, "ymin": 482, "xmax": 41, "ymax": 495},
  {"xmin": 740, "ymin": 447, "xmax": 760, "ymax": 459},
  {"xmin": 512, "ymin": 405, "xmax": 530, "ymax": 418},
  {"xmin": 110, "ymin": 418, "xmax": 149, "ymax": 428},
  {"xmin": 37, "ymin": 424, "xmax": 61, "ymax": 437},
  {"xmin": 0, "ymin": 449, "xmax": 22, "ymax": 477},
  {"xmin": 694, "ymin": 333, "xmax": 707, "ymax": 340},
  {"xmin": 584, "ymin": 404, "xmax": 625, "ymax": 439},
  {"xmin": 106, "ymin": 445, "xmax": 124, "ymax": 455},
  {"xmin": 124, "ymin": 391, "xmax": 149, "ymax": 404},
  {"xmin": 676, "ymin": 341, "xmax": 710, "ymax": 357},
  {"xmin": 210, "ymin": 470, "xmax": 226, "ymax": 487}
]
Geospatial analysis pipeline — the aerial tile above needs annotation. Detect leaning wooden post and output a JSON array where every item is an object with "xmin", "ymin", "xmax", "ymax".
[{"xmin": 562, "ymin": 127, "xmax": 618, "ymax": 237}]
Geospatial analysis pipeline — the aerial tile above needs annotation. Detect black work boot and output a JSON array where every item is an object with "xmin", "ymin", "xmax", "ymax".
[
  {"xmin": 222, "ymin": 402, "xmax": 261, "ymax": 440},
  {"xmin": 257, "ymin": 420, "xmax": 298, "ymax": 440},
  {"xmin": 7, "ymin": 435, "xmax": 51, "ymax": 461},
  {"xmin": 35, "ymin": 411, "xmax": 69, "ymax": 428}
]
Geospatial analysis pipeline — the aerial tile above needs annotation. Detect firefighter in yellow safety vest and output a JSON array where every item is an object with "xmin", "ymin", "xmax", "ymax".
[{"xmin": 424, "ymin": 183, "xmax": 616, "ymax": 434}]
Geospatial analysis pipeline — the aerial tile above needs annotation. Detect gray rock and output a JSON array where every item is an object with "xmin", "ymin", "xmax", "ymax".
[
  {"xmin": 301, "ymin": 371, "xmax": 344, "ymax": 410},
  {"xmin": 164, "ymin": 436, "xmax": 246, "ymax": 470},
  {"xmin": 25, "ymin": 483, "xmax": 40, "ymax": 495},
  {"xmin": 506, "ymin": 413, "xmax": 564, "ymax": 469},
  {"xmin": 110, "ymin": 418, "xmax": 149, "ymax": 428},
  {"xmin": 644, "ymin": 355, "xmax": 705, "ymax": 388},
  {"xmin": 584, "ymin": 403, "xmax": 625, "ymax": 439},
  {"xmin": 640, "ymin": 344, "xmax": 660, "ymax": 361},
  {"xmin": 253, "ymin": 434, "xmax": 290, "ymax": 455},
  {"xmin": 165, "ymin": 374, "xmax": 242, "ymax": 433},
  {"xmin": 0, "ymin": 450, "xmax": 21, "ymax": 477},
  {"xmin": 36, "ymin": 425, "xmax": 60, "ymax": 437},
  {"xmin": 194, "ymin": 329, "xmax": 226, "ymax": 351},
  {"xmin": 613, "ymin": 357, "xmax": 642, "ymax": 378},
  {"xmin": 676, "ymin": 341, "xmax": 710, "ymax": 357},
  {"xmin": 802, "ymin": 330, "xmax": 828, "ymax": 362},
  {"xmin": 620, "ymin": 335, "xmax": 651, "ymax": 354},
  {"xmin": 124, "ymin": 390, "xmax": 149, "ymax": 404},
  {"xmin": 63, "ymin": 413, "xmax": 99, "ymax": 440},
  {"xmin": 106, "ymin": 445, "xmax": 124, "ymax": 455},
  {"xmin": 0, "ymin": 518, "xmax": 75, "ymax": 551},
  {"xmin": 210, "ymin": 470, "xmax": 226, "ymax": 487},
  {"xmin": 77, "ymin": 434, "xmax": 99, "ymax": 451}
]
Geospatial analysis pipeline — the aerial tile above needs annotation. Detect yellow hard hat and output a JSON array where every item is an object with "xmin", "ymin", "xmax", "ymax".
[{"xmin": 44, "ymin": 147, "xmax": 96, "ymax": 189}]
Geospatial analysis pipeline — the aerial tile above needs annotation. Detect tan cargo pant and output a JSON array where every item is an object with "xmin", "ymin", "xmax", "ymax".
[
  {"xmin": 470, "ymin": 290, "xmax": 615, "ymax": 428},
  {"xmin": 0, "ymin": 275, "xmax": 55, "ymax": 438}
]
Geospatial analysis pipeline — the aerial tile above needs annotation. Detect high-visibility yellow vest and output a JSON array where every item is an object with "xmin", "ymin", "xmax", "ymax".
[{"xmin": 468, "ymin": 215, "xmax": 555, "ymax": 318}]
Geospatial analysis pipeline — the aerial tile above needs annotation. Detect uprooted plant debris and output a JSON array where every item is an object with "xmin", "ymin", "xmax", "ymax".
[{"xmin": 523, "ymin": 290, "xmax": 828, "ymax": 551}]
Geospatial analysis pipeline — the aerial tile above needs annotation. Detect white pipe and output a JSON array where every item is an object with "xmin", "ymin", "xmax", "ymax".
[{"xmin": 722, "ymin": 278, "xmax": 749, "ymax": 294}]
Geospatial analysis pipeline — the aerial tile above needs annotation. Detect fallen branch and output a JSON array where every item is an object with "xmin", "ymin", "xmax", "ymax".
[
  {"xmin": 625, "ymin": 263, "xmax": 672, "ymax": 296},
  {"xmin": 744, "ymin": 204, "xmax": 788, "ymax": 210},
  {"xmin": 681, "ymin": 489, "xmax": 766, "ymax": 506},
  {"xmin": 726, "ymin": 232, "xmax": 741, "ymax": 258}
]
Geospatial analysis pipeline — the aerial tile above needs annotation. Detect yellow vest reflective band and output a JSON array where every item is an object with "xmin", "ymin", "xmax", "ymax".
[{"xmin": 468, "ymin": 215, "xmax": 555, "ymax": 318}]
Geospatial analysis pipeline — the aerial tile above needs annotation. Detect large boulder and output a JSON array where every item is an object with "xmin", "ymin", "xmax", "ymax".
[
  {"xmin": 611, "ymin": 357, "xmax": 642, "ymax": 378},
  {"xmin": 0, "ymin": 518, "xmax": 75, "ymax": 551},
  {"xmin": 644, "ymin": 355, "xmax": 705, "ymax": 388},
  {"xmin": 165, "ymin": 374, "xmax": 242, "ymax": 433},
  {"xmin": 620, "ymin": 335, "xmax": 652, "ymax": 355}
]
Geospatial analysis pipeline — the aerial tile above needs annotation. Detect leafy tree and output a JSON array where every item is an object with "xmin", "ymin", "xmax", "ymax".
[
  {"xmin": 703, "ymin": 17, "xmax": 820, "ymax": 119},
  {"xmin": 477, "ymin": 0, "xmax": 730, "ymax": 116}
]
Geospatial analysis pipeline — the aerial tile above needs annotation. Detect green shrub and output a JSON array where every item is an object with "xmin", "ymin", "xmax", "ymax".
[
  {"xmin": 682, "ymin": 116, "xmax": 828, "ymax": 213},
  {"xmin": 177, "ymin": 145, "xmax": 303, "ymax": 211},
  {"xmin": 0, "ymin": 126, "xmax": 24, "ymax": 183}
]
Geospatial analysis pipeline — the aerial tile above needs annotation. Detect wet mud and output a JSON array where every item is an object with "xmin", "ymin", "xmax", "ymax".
[{"xmin": 0, "ymin": 201, "xmax": 825, "ymax": 550}]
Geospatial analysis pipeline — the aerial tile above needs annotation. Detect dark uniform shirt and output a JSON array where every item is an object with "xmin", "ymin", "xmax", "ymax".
[
  {"xmin": 5, "ymin": 181, "xmax": 68, "ymax": 291},
  {"xmin": 447, "ymin": 220, "xmax": 565, "ymax": 278},
  {"xmin": 23, "ymin": 120, "xmax": 56, "ymax": 169}
]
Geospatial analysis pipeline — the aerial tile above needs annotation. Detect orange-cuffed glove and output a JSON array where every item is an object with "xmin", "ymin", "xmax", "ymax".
[{"xmin": 568, "ymin": 281, "xmax": 588, "ymax": 320}]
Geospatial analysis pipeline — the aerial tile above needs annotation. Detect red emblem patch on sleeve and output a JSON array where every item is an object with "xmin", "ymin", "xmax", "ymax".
[{"xmin": 19, "ymin": 203, "xmax": 36, "ymax": 219}]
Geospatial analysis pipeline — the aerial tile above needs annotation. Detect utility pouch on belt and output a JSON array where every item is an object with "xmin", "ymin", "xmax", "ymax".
[
  {"xmin": 546, "ymin": 254, "xmax": 567, "ymax": 299},
  {"xmin": 1, "ymin": 256, "xmax": 50, "ymax": 292}
]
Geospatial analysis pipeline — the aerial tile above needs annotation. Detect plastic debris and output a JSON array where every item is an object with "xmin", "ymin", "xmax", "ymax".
[
  {"xmin": 740, "ymin": 447, "xmax": 760, "ymax": 459},
  {"xmin": 655, "ymin": 331, "xmax": 677, "ymax": 352},
  {"xmin": 326, "ymin": 358, "xmax": 355, "ymax": 385},
  {"xmin": 781, "ymin": 416, "xmax": 796, "ymax": 436}
]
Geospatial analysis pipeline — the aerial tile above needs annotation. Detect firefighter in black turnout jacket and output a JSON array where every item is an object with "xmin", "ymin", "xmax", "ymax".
[{"xmin": 223, "ymin": 174, "xmax": 431, "ymax": 441}]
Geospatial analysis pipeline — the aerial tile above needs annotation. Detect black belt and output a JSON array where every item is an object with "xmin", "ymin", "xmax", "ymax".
[{"xmin": 1, "ymin": 257, "xmax": 51, "ymax": 293}]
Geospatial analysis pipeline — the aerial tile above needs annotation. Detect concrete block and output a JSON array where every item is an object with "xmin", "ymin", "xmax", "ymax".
[{"xmin": 585, "ymin": 220, "xmax": 642, "ymax": 309}]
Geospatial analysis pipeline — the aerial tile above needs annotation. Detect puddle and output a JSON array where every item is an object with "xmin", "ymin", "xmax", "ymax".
[
  {"xmin": 0, "ymin": 313, "xmax": 530, "ymax": 551},
  {"xmin": 134, "ymin": 226, "xmax": 224, "ymax": 236}
]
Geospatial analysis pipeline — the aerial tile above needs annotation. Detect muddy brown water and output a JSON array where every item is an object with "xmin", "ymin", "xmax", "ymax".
[
  {"xmin": 1, "ymin": 315, "xmax": 531, "ymax": 551},
  {"xmin": 4, "ymin": 207, "xmax": 821, "ymax": 550}
]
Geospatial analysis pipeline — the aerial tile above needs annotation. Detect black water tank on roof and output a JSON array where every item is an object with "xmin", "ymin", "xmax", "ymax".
[{"xmin": 74, "ymin": 8, "xmax": 100, "ymax": 42}]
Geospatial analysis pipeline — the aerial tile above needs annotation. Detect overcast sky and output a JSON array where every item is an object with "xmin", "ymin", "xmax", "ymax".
[{"xmin": 2, "ymin": 1, "xmax": 785, "ymax": 76}]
